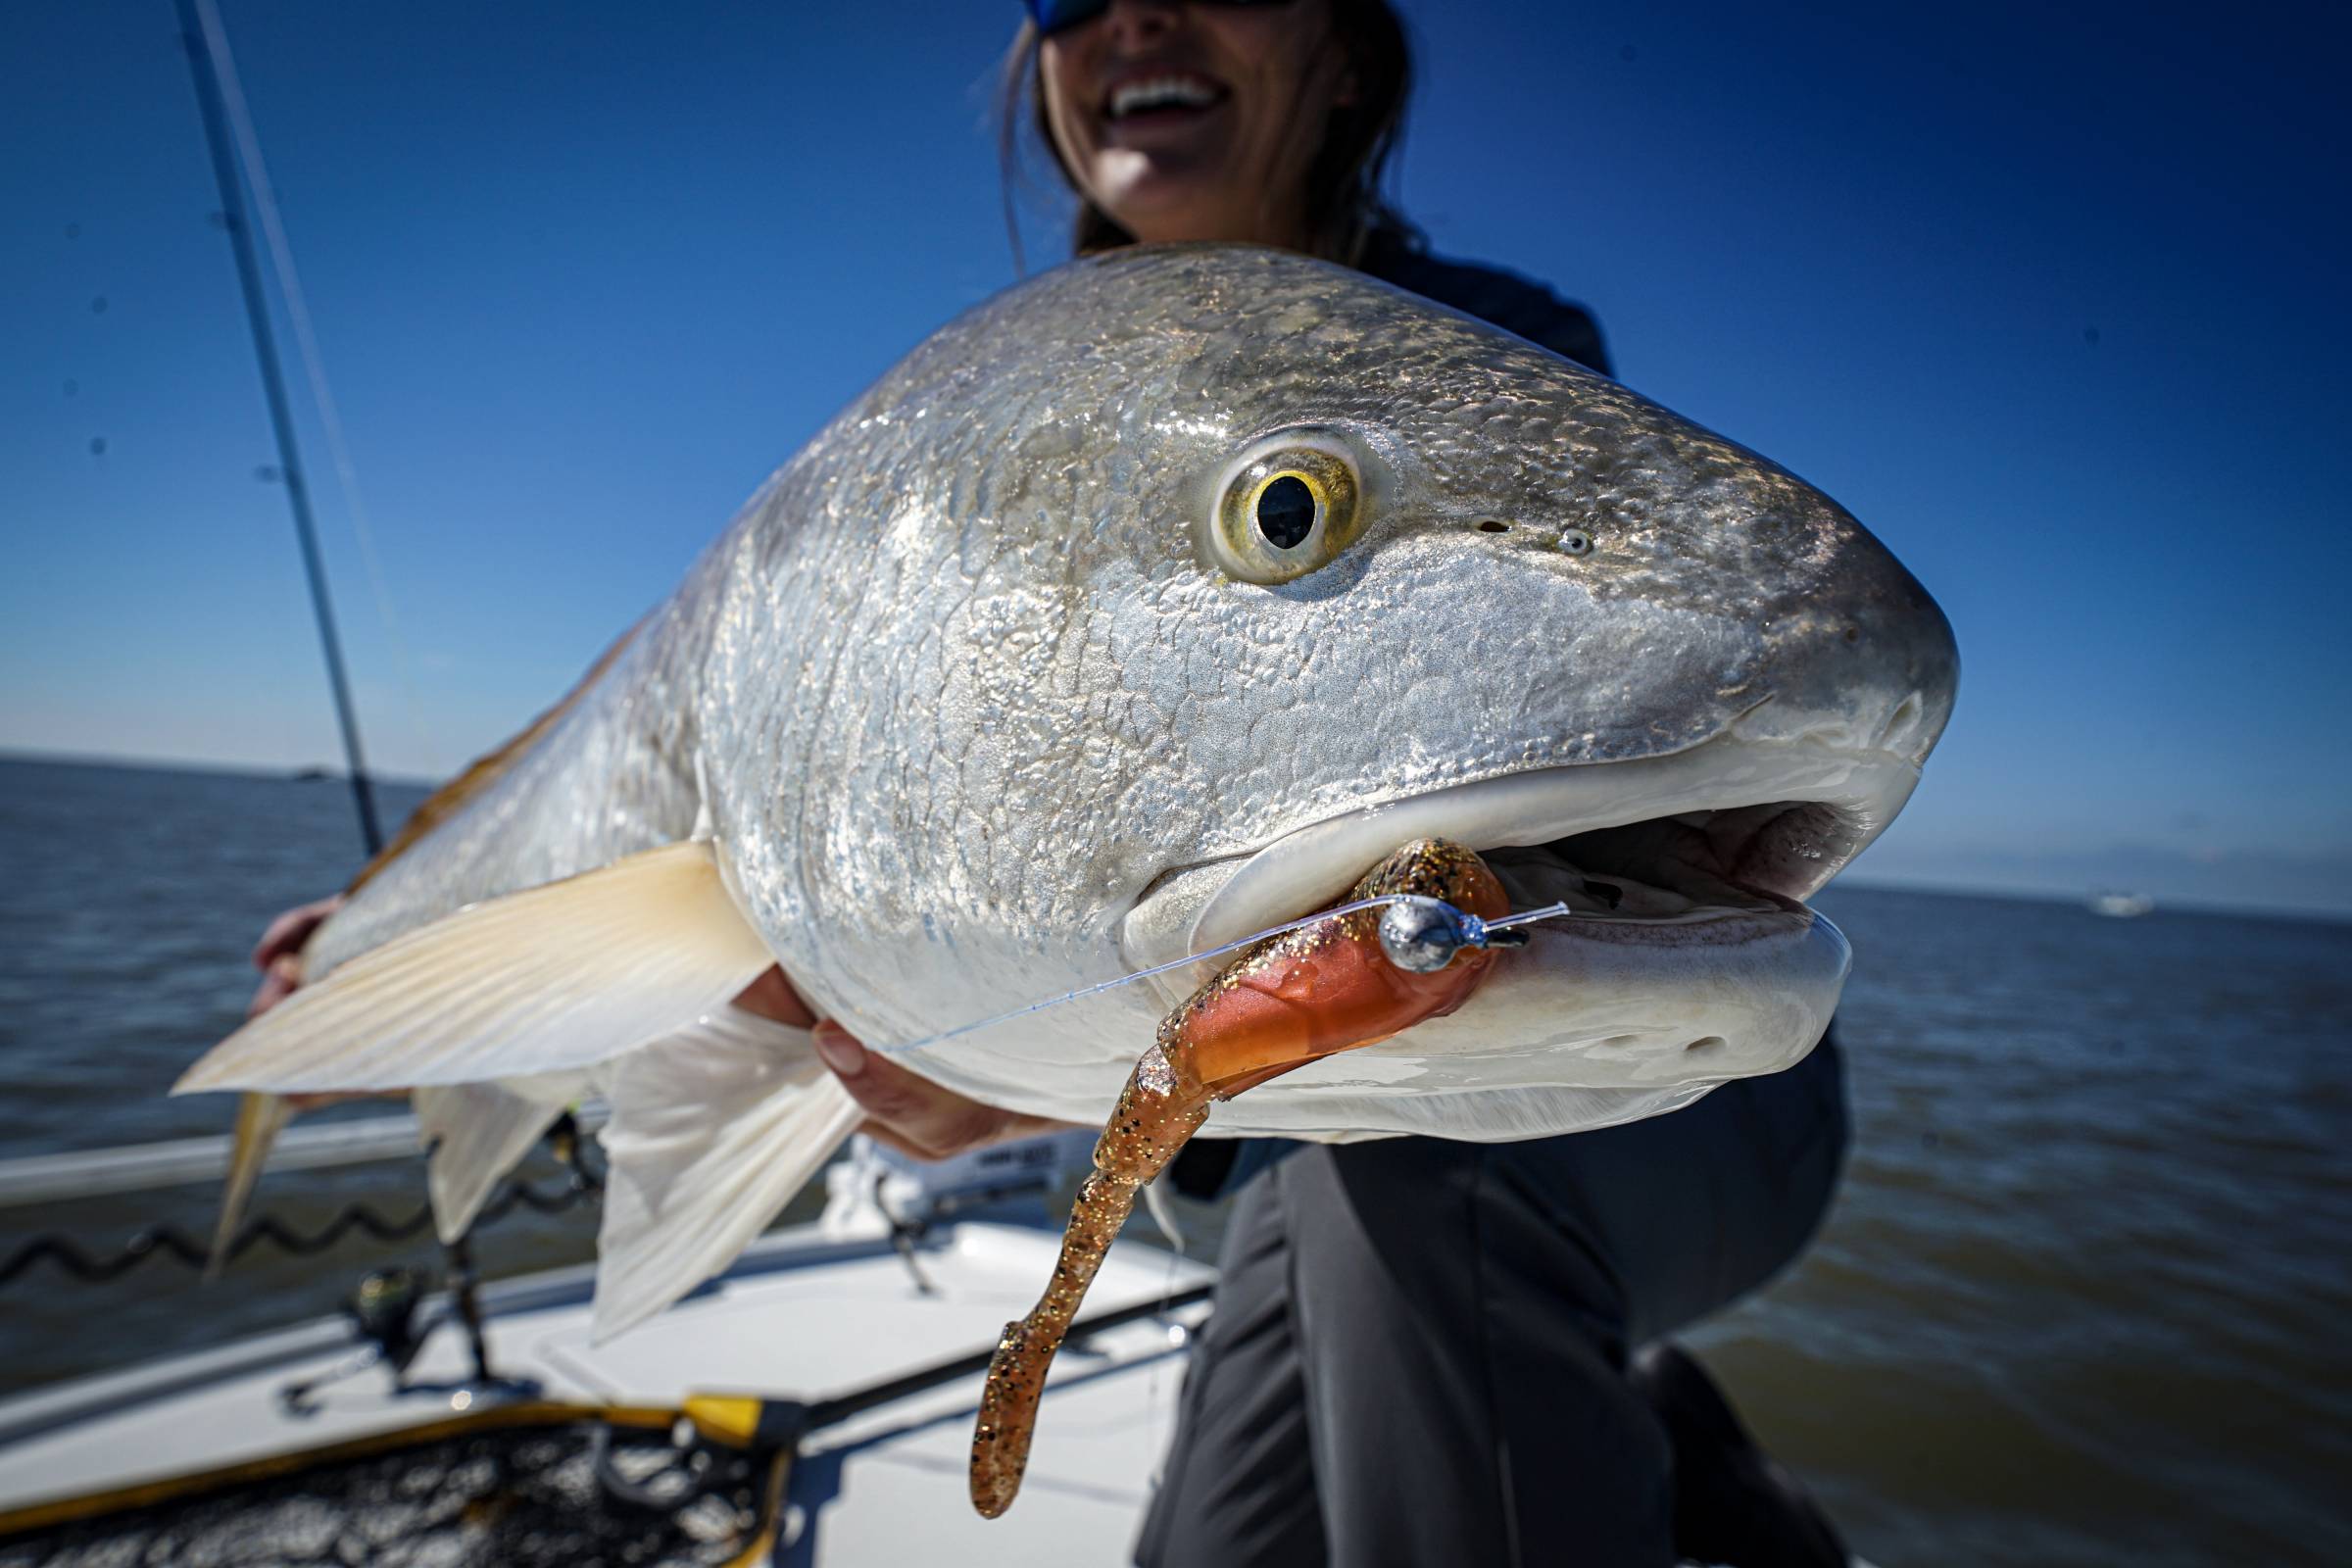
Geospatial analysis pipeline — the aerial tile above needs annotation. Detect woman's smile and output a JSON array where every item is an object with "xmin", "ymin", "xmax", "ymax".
[
  {"xmin": 1042, "ymin": 0, "xmax": 1351, "ymax": 248},
  {"xmin": 1099, "ymin": 66, "xmax": 1232, "ymax": 148}
]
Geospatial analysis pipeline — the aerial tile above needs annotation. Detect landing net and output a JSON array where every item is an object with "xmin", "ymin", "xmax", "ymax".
[{"xmin": 0, "ymin": 1406, "xmax": 777, "ymax": 1568}]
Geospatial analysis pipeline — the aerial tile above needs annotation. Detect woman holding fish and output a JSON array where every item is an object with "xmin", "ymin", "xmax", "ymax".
[{"xmin": 244, "ymin": 1, "xmax": 1859, "ymax": 1561}]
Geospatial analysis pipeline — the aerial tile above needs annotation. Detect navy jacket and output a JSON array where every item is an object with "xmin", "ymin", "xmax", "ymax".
[{"xmin": 1360, "ymin": 230, "xmax": 1612, "ymax": 377}]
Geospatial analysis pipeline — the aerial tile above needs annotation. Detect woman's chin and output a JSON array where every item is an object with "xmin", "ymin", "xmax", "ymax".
[{"xmin": 1089, "ymin": 156, "xmax": 1244, "ymax": 238}]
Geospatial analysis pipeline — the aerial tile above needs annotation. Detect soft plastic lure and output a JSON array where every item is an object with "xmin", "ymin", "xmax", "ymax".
[{"xmin": 969, "ymin": 837, "xmax": 1513, "ymax": 1518}]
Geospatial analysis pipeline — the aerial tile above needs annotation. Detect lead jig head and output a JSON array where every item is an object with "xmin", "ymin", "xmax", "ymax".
[{"xmin": 1376, "ymin": 895, "xmax": 1530, "ymax": 973}]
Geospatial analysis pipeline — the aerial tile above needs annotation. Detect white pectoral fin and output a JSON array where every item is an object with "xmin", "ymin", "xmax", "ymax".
[
  {"xmin": 591, "ymin": 1005, "xmax": 861, "ymax": 1344},
  {"xmin": 174, "ymin": 842, "xmax": 776, "ymax": 1096},
  {"xmin": 416, "ymin": 1075, "xmax": 588, "ymax": 1244},
  {"xmin": 205, "ymin": 1091, "xmax": 294, "ymax": 1281}
]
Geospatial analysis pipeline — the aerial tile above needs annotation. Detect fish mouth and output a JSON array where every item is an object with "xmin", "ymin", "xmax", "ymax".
[
  {"xmin": 1119, "ymin": 735, "xmax": 1911, "ymax": 1102},
  {"xmin": 1129, "ymin": 735, "xmax": 1914, "ymax": 968}
]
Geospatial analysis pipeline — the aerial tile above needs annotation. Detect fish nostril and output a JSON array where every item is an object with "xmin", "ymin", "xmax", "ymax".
[
  {"xmin": 1475, "ymin": 518, "xmax": 1511, "ymax": 534},
  {"xmin": 1878, "ymin": 693, "xmax": 1925, "ymax": 753}
]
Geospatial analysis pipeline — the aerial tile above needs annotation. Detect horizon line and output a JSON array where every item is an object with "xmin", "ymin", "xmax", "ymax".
[{"xmin": 6, "ymin": 744, "xmax": 2346, "ymax": 929}]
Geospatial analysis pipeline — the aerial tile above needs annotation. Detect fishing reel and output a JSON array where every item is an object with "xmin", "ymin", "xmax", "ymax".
[{"xmin": 278, "ymin": 1266, "xmax": 427, "ymax": 1413}]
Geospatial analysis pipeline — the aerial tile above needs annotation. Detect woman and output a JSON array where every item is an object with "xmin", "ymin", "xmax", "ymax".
[
  {"xmin": 254, "ymin": 4, "xmax": 1849, "ymax": 1561},
  {"xmin": 1009, "ymin": 7, "xmax": 1843, "ymax": 1565}
]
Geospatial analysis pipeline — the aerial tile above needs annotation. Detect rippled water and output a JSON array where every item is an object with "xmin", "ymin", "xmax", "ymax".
[{"xmin": 0, "ymin": 755, "xmax": 2345, "ymax": 1564}]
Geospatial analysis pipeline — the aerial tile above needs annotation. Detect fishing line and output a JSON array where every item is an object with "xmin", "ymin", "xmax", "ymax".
[{"xmin": 872, "ymin": 895, "xmax": 1583, "ymax": 1059}]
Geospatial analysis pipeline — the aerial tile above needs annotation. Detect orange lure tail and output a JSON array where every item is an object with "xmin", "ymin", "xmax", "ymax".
[{"xmin": 968, "ymin": 838, "xmax": 1511, "ymax": 1518}]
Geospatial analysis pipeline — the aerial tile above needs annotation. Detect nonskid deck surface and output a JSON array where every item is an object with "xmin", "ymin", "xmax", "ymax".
[
  {"xmin": 0, "ymin": 1218, "xmax": 1877, "ymax": 1568},
  {"xmin": 0, "ymin": 1220, "xmax": 1213, "ymax": 1566}
]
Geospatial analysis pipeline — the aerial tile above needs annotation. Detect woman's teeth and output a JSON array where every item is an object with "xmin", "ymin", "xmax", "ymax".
[{"xmin": 1108, "ymin": 76, "xmax": 1220, "ymax": 118}]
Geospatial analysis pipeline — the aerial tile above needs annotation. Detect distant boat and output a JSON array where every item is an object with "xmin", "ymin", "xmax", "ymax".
[
  {"xmin": 2087, "ymin": 890, "xmax": 2155, "ymax": 918},
  {"xmin": 291, "ymin": 765, "xmax": 334, "ymax": 782}
]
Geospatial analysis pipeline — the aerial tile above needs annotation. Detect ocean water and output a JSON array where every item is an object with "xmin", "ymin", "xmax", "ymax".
[{"xmin": 0, "ymin": 754, "xmax": 2345, "ymax": 1564}]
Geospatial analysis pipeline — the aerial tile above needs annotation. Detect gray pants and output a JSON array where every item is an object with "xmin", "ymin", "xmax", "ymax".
[{"xmin": 1135, "ymin": 1036, "xmax": 1847, "ymax": 1568}]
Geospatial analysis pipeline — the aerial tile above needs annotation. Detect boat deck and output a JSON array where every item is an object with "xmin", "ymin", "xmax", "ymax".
[{"xmin": 0, "ymin": 1218, "xmax": 1214, "ymax": 1564}]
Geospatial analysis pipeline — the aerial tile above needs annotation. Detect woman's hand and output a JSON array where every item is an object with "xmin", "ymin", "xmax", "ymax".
[
  {"xmin": 809, "ymin": 1019, "xmax": 1082, "ymax": 1159},
  {"xmin": 732, "ymin": 966, "xmax": 1080, "ymax": 1159},
  {"xmin": 247, "ymin": 894, "xmax": 345, "ymax": 1018},
  {"xmin": 244, "ymin": 893, "xmax": 396, "ymax": 1110}
]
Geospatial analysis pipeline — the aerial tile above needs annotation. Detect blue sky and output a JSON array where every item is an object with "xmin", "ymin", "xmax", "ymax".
[{"xmin": 4, "ymin": 0, "xmax": 2347, "ymax": 915}]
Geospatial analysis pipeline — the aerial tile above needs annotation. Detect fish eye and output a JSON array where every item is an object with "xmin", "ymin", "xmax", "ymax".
[
  {"xmin": 1558, "ymin": 528, "xmax": 1593, "ymax": 557},
  {"xmin": 1209, "ymin": 435, "xmax": 1365, "ymax": 585}
]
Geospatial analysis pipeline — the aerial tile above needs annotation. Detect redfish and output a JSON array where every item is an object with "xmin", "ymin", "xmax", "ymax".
[{"xmin": 176, "ymin": 244, "xmax": 1955, "ymax": 1343}]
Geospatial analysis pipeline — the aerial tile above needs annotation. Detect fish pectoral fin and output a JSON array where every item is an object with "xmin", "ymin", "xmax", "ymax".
[
  {"xmin": 204, "ymin": 1091, "xmax": 295, "ymax": 1280},
  {"xmin": 590, "ymin": 1005, "xmax": 860, "ymax": 1344},
  {"xmin": 174, "ymin": 841, "xmax": 776, "ymax": 1096},
  {"xmin": 416, "ymin": 1075, "xmax": 588, "ymax": 1244}
]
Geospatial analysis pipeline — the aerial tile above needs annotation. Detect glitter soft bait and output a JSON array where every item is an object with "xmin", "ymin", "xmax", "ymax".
[{"xmin": 969, "ymin": 838, "xmax": 1511, "ymax": 1518}]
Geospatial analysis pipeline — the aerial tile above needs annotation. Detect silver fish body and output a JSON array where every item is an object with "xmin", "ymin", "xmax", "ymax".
[{"xmin": 292, "ymin": 243, "xmax": 1957, "ymax": 1143}]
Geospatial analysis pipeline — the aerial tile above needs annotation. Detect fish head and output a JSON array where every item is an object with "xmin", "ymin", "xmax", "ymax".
[{"xmin": 752, "ymin": 245, "xmax": 1956, "ymax": 1137}]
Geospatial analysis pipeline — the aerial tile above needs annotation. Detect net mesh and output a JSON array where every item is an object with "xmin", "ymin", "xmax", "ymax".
[{"xmin": 0, "ymin": 1418, "xmax": 770, "ymax": 1568}]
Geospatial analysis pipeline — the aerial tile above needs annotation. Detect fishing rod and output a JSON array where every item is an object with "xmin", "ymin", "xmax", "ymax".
[{"xmin": 174, "ymin": 0, "xmax": 382, "ymax": 858}]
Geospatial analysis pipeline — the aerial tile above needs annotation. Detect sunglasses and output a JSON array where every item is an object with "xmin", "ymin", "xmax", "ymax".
[{"xmin": 1025, "ymin": 0, "xmax": 1299, "ymax": 38}]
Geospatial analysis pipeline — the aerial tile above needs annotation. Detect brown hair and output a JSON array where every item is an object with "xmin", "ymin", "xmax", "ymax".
[{"xmin": 997, "ymin": 0, "xmax": 1421, "ymax": 270}]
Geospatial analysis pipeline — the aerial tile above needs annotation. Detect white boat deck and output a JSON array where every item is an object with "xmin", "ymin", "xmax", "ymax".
[
  {"xmin": 0, "ymin": 1128, "xmax": 1860, "ymax": 1567},
  {"xmin": 0, "ymin": 1217, "xmax": 1214, "ymax": 1565}
]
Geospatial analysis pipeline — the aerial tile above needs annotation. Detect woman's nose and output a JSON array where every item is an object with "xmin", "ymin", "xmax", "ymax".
[{"xmin": 1101, "ymin": 0, "xmax": 1183, "ymax": 49}]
